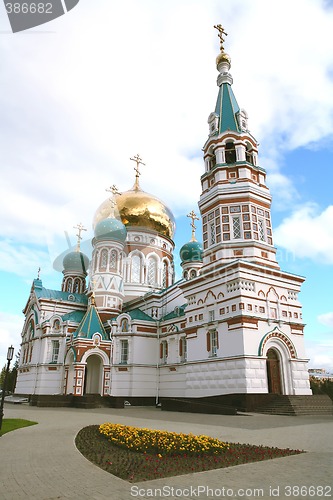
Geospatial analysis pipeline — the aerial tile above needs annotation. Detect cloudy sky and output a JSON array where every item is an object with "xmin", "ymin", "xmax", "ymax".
[{"xmin": 0, "ymin": 0, "xmax": 333, "ymax": 372}]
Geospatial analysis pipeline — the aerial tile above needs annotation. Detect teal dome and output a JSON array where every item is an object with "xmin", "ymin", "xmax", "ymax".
[
  {"xmin": 94, "ymin": 217, "xmax": 127, "ymax": 243},
  {"xmin": 180, "ymin": 241, "xmax": 203, "ymax": 263},
  {"xmin": 63, "ymin": 251, "xmax": 89, "ymax": 273}
]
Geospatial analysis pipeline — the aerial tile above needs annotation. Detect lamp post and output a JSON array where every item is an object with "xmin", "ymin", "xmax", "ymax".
[{"xmin": 0, "ymin": 345, "xmax": 14, "ymax": 432}]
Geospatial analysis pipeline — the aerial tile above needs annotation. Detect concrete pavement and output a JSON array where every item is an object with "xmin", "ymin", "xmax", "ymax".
[{"xmin": 0, "ymin": 404, "xmax": 332, "ymax": 499}]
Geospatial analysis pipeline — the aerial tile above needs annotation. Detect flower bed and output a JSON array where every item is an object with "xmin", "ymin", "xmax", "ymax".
[
  {"xmin": 99, "ymin": 422, "xmax": 229, "ymax": 455},
  {"xmin": 75, "ymin": 424, "xmax": 304, "ymax": 482}
]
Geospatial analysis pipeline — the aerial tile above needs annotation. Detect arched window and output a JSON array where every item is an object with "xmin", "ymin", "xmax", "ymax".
[
  {"xmin": 131, "ymin": 255, "xmax": 141, "ymax": 283},
  {"xmin": 66, "ymin": 278, "xmax": 73, "ymax": 293},
  {"xmin": 162, "ymin": 261, "xmax": 168, "ymax": 288},
  {"xmin": 225, "ymin": 142, "xmax": 236, "ymax": 164},
  {"xmin": 100, "ymin": 249, "xmax": 108, "ymax": 271},
  {"xmin": 110, "ymin": 250, "xmax": 117, "ymax": 271},
  {"xmin": 148, "ymin": 257, "xmax": 157, "ymax": 286},
  {"xmin": 73, "ymin": 278, "xmax": 80, "ymax": 293},
  {"xmin": 245, "ymin": 143, "xmax": 254, "ymax": 164}
]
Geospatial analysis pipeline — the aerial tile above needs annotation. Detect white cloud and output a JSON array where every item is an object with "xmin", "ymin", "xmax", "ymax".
[
  {"xmin": 0, "ymin": 312, "xmax": 22, "ymax": 371},
  {"xmin": 2, "ymin": 0, "xmax": 333, "ymax": 386},
  {"xmin": 1, "ymin": 0, "xmax": 333, "ymax": 273},
  {"xmin": 274, "ymin": 204, "xmax": 333, "ymax": 263},
  {"xmin": 318, "ymin": 312, "xmax": 333, "ymax": 328},
  {"xmin": 0, "ymin": 240, "xmax": 55, "ymax": 277},
  {"xmin": 306, "ymin": 337, "xmax": 333, "ymax": 372}
]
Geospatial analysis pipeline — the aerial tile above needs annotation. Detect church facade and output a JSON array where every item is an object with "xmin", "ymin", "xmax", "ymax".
[{"xmin": 15, "ymin": 28, "xmax": 312, "ymax": 403}]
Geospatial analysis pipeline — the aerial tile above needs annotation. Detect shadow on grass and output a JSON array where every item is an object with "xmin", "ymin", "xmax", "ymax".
[{"xmin": 75, "ymin": 425, "xmax": 304, "ymax": 483}]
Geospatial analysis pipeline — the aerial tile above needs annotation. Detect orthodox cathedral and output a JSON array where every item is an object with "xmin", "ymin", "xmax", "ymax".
[{"xmin": 15, "ymin": 26, "xmax": 312, "ymax": 406}]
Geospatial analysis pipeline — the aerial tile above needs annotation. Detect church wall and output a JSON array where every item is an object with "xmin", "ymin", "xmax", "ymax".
[
  {"xmin": 158, "ymin": 365, "xmax": 187, "ymax": 398},
  {"xmin": 291, "ymin": 360, "xmax": 313, "ymax": 394},
  {"xmin": 110, "ymin": 366, "xmax": 157, "ymax": 397},
  {"xmin": 184, "ymin": 357, "xmax": 268, "ymax": 398}
]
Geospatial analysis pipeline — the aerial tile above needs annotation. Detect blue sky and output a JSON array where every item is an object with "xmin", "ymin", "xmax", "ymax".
[{"xmin": 0, "ymin": 0, "xmax": 333, "ymax": 371}]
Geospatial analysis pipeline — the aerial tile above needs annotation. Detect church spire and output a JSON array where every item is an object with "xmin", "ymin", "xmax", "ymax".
[
  {"xmin": 199, "ymin": 25, "xmax": 279, "ymax": 270},
  {"xmin": 208, "ymin": 24, "xmax": 244, "ymax": 135}
]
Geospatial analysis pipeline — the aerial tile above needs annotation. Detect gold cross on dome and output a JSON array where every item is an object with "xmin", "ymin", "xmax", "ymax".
[
  {"xmin": 214, "ymin": 24, "xmax": 228, "ymax": 52},
  {"xmin": 106, "ymin": 184, "xmax": 120, "ymax": 196},
  {"xmin": 130, "ymin": 154, "xmax": 145, "ymax": 188},
  {"xmin": 73, "ymin": 222, "xmax": 87, "ymax": 252},
  {"xmin": 105, "ymin": 185, "xmax": 120, "ymax": 217},
  {"xmin": 187, "ymin": 210, "xmax": 199, "ymax": 241}
]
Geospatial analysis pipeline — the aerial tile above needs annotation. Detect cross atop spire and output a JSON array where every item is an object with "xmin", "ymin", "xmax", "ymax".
[
  {"xmin": 130, "ymin": 154, "xmax": 145, "ymax": 189},
  {"xmin": 214, "ymin": 24, "xmax": 228, "ymax": 52},
  {"xmin": 187, "ymin": 210, "xmax": 199, "ymax": 242},
  {"xmin": 37, "ymin": 267, "xmax": 41, "ymax": 279},
  {"xmin": 73, "ymin": 223, "xmax": 87, "ymax": 252}
]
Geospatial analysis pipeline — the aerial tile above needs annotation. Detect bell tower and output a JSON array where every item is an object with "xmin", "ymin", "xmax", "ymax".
[{"xmin": 199, "ymin": 25, "xmax": 279, "ymax": 273}]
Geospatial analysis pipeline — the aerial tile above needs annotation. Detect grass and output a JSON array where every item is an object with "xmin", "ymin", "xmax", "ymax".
[
  {"xmin": 75, "ymin": 425, "xmax": 304, "ymax": 483},
  {"xmin": 0, "ymin": 418, "xmax": 37, "ymax": 436}
]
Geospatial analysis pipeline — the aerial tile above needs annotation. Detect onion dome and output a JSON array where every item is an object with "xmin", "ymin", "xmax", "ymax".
[
  {"xmin": 180, "ymin": 241, "xmax": 203, "ymax": 264},
  {"xmin": 93, "ymin": 186, "xmax": 175, "ymax": 239},
  {"xmin": 63, "ymin": 251, "xmax": 89, "ymax": 274},
  {"xmin": 94, "ymin": 217, "xmax": 127, "ymax": 243},
  {"xmin": 216, "ymin": 51, "xmax": 231, "ymax": 68}
]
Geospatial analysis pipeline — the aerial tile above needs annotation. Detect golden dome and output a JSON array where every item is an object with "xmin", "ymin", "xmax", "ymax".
[
  {"xmin": 216, "ymin": 51, "xmax": 231, "ymax": 68},
  {"xmin": 93, "ymin": 186, "xmax": 176, "ymax": 239}
]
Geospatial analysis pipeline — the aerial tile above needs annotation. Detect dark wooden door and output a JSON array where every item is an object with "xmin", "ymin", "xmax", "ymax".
[{"xmin": 267, "ymin": 349, "xmax": 282, "ymax": 394}]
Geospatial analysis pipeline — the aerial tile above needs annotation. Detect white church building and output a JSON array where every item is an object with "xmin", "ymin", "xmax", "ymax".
[{"xmin": 15, "ymin": 27, "xmax": 312, "ymax": 409}]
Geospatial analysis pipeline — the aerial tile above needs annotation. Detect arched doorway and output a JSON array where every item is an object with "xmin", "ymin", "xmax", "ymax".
[
  {"xmin": 266, "ymin": 348, "xmax": 282, "ymax": 394},
  {"xmin": 84, "ymin": 355, "xmax": 102, "ymax": 394}
]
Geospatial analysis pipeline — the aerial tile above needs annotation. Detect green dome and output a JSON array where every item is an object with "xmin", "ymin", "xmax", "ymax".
[
  {"xmin": 94, "ymin": 217, "xmax": 127, "ymax": 243},
  {"xmin": 63, "ymin": 251, "xmax": 89, "ymax": 273},
  {"xmin": 180, "ymin": 241, "xmax": 203, "ymax": 263}
]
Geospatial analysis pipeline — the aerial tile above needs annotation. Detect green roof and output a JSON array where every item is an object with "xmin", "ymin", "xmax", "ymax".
[
  {"xmin": 161, "ymin": 304, "xmax": 187, "ymax": 321},
  {"xmin": 74, "ymin": 304, "xmax": 109, "ymax": 340},
  {"xmin": 34, "ymin": 286, "xmax": 88, "ymax": 305},
  {"xmin": 62, "ymin": 311, "xmax": 86, "ymax": 323},
  {"xmin": 127, "ymin": 308, "xmax": 155, "ymax": 322},
  {"xmin": 215, "ymin": 83, "xmax": 240, "ymax": 133}
]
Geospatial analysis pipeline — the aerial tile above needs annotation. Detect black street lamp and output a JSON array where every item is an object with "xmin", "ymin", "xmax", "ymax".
[{"xmin": 0, "ymin": 345, "xmax": 14, "ymax": 432}]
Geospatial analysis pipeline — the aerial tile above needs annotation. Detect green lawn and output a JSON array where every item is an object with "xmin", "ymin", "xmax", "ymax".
[{"xmin": 0, "ymin": 419, "xmax": 37, "ymax": 436}]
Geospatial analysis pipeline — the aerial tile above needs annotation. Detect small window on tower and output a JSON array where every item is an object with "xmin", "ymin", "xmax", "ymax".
[{"xmin": 225, "ymin": 142, "xmax": 236, "ymax": 164}]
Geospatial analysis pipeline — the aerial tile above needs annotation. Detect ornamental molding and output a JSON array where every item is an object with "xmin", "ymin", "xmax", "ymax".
[{"xmin": 259, "ymin": 328, "xmax": 297, "ymax": 359}]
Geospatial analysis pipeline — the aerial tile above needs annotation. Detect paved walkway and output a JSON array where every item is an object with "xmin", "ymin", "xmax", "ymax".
[{"xmin": 0, "ymin": 404, "xmax": 332, "ymax": 499}]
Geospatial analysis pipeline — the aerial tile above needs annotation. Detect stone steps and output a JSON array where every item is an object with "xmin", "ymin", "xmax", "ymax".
[{"xmin": 253, "ymin": 395, "xmax": 333, "ymax": 416}]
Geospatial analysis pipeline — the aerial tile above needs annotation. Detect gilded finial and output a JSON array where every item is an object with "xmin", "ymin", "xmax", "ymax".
[
  {"xmin": 73, "ymin": 223, "xmax": 87, "ymax": 252},
  {"xmin": 130, "ymin": 154, "xmax": 145, "ymax": 190},
  {"xmin": 90, "ymin": 278, "xmax": 96, "ymax": 306},
  {"xmin": 214, "ymin": 24, "xmax": 228, "ymax": 52},
  {"xmin": 187, "ymin": 210, "xmax": 200, "ymax": 242}
]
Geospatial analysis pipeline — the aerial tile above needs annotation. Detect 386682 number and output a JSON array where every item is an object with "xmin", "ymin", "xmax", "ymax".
[{"xmin": 5, "ymin": 3, "xmax": 53, "ymax": 14}]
